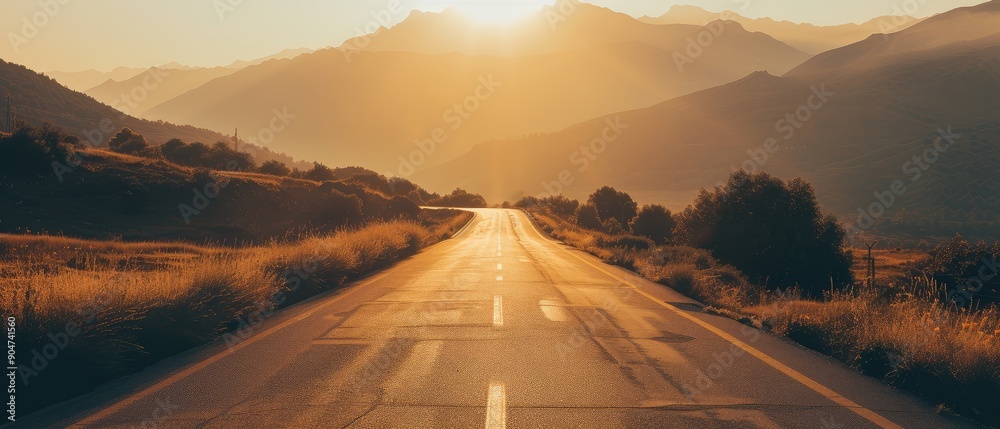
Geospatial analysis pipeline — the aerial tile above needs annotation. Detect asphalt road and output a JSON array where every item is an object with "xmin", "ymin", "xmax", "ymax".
[{"xmin": 21, "ymin": 209, "xmax": 978, "ymax": 428}]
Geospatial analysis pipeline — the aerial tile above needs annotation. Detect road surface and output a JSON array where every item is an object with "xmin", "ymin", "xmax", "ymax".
[{"xmin": 21, "ymin": 209, "xmax": 976, "ymax": 428}]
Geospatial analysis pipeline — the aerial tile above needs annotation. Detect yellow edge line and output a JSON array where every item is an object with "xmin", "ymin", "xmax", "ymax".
[
  {"xmin": 71, "ymin": 272, "xmax": 389, "ymax": 427},
  {"xmin": 517, "ymin": 210, "xmax": 902, "ymax": 429}
]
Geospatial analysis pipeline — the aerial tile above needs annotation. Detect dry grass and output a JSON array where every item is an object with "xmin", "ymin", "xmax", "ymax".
[
  {"xmin": 850, "ymin": 247, "xmax": 928, "ymax": 284},
  {"xmin": 527, "ymin": 207, "xmax": 1000, "ymax": 425},
  {"xmin": 748, "ymin": 289, "xmax": 1000, "ymax": 420},
  {"xmin": 0, "ymin": 210, "xmax": 473, "ymax": 415}
]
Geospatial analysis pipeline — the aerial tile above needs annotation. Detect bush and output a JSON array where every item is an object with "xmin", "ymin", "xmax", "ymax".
[
  {"xmin": 386, "ymin": 195, "xmax": 421, "ymax": 220},
  {"xmin": 587, "ymin": 186, "xmax": 638, "ymax": 231},
  {"xmin": 601, "ymin": 217, "xmax": 624, "ymax": 235},
  {"xmin": 920, "ymin": 235, "xmax": 1000, "ymax": 306},
  {"xmin": 675, "ymin": 171, "xmax": 853, "ymax": 296},
  {"xmin": 159, "ymin": 139, "xmax": 254, "ymax": 171},
  {"xmin": 0, "ymin": 122, "xmax": 71, "ymax": 177},
  {"xmin": 202, "ymin": 141, "xmax": 256, "ymax": 171},
  {"xmin": 543, "ymin": 195, "xmax": 580, "ymax": 216},
  {"xmin": 631, "ymin": 204, "xmax": 676, "ymax": 245},
  {"xmin": 514, "ymin": 195, "xmax": 540, "ymax": 209},
  {"xmin": 428, "ymin": 188, "xmax": 488, "ymax": 208},
  {"xmin": 576, "ymin": 204, "xmax": 602, "ymax": 230},
  {"xmin": 108, "ymin": 128, "xmax": 148, "ymax": 155},
  {"xmin": 259, "ymin": 160, "xmax": 291, "ymax": 177},
  {"xmin": 303, "ymin": 163, "xmax": 336, "ymax": 181},
  {"xmin": 167, "ymin": 141, "xmax": 210, "ymax": 165}
]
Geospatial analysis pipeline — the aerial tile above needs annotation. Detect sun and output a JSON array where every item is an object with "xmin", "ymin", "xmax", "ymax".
[{"xmin": 422, "ymin": 0, "xmax": 555, "ymax": 25}]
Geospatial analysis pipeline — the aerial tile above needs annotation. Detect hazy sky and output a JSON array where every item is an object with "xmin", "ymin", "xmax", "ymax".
[{"xmin": 1, "ymin": 0, "xmax": 987, "ymax": 72}]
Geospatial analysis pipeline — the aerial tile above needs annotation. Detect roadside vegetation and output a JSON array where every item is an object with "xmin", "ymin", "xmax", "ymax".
[
  {"xmin": 516, "ymin": 171, "xmax": 1000, "ymax": 426},
  {"xmin": 0, "ymin": 122, "xmax": 476, "ymax": 415},
  {"xmin": 0, "ymin": 123, "xmax": 445, "ymax": 242},
  {"xmin": 0, "ymin": 210, "xmax": 471, "ymax": 416},
  {"xmin": 427, "ymin": 188, "xmax": 489, "ymax": 208}
]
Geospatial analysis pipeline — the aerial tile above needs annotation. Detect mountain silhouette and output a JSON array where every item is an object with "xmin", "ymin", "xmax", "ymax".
[
  {"xmin": 640, "ymin": 5, "xmax": 923, "ymax": 55},
  {"xmin": 143, "ymin": 4, "xmax": 809, "ymax": 172},
  {"xmin": 0, "ymin": 59, "xmax": 304, "ymax": 168},
  {"xmin": 414, "ymin": 1, "xmax": 1000, "ymax": 239}
]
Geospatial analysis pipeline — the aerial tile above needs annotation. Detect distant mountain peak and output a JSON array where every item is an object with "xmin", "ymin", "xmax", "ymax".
[
  {"xmin": 158, "ymin": 61, "xmax": 191, "ymax": 69},
  {"xmin": 732, "ymin": 70, "xmax": 784, "ymax": 89}
]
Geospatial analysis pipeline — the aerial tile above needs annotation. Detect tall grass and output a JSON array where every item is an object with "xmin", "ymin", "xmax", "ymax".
[
  {"xmin": 750, "ymin": 286, "xmax": 1000, "ymax": 421},
  {"xmin": 0, "ymin": 210, "xmax": 473, "ymax": 415},
  {"xmin": 528, "ymin": 207, "xmax": 1000, "ymax": 425}
]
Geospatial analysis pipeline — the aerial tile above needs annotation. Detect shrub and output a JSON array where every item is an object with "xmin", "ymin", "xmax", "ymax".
[
  {"xmin": 258, "ymin": 160, "xmax": 291, "ymax": 177},
  {"xmin": 587, "ymin": 186, "xmax": 638, "ymax": 230},
  {"xmin": 601, "ymin": 217, "xmax": 624, "ymax": 235},
  {"xmin": 203, "ymin": 141, "xmax": 256, "ymax": 171},
  {"xmin": 660, "ymin": 264, "xmax": 698, "ymax": 296},
  {"xmin": 167, "ymin": 141, "xmax": 210, "ymax": 165},
  {"xmin": 514, "ymin": 195, "xmax": 540, "ymax": 209},
  {"xmin": 386, "ymin": 195, "xmax": 421, "ymax": 220},
  {"xmin": 576, "ymin": 204, "xmax": 602, "ymax": 230},
  {"xmin": 428, "ymin": 188, "xmax": 488, "ymax": 208},
  {"xmin": 303, "ymin": 163, "xmax": 336, "ymax": 181},
  {"xmin": 542, "ymin": 195, "xmax": 580, "ymax": 216},
  {"xmin": 631, "ymin": 204, "xmax": 676, "ymax": 245},
  {"xmin": 0, "ymin": 122, "xmax": 70, "ymax": 176},
  {"xmin": 597, "ymin": 234, "xmax": 654, "ymax": 250},
  {"xmin": 108, "ymin": 128, "xmax": 148, "ymax": 155},
  {"xmin": 159, "ymin": 139, "xmax": 255, "ymax": 171},
  {"xmin": 919, "ymin": 235, "xmax": 1000, "ymax": 306},
  {"xmin": 675, "ymin": 171, "xmax": 853, "ymax": 296}
]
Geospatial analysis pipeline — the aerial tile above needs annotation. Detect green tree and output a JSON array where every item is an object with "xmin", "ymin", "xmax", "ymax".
[
  {"xmin": 587, "ymin": 186, "xmax": 638, "ymax": 230},
  {"xmin": 107, "ymin": 128, "xmax": 148, "ymax": 155},
  {"xmin": 258, "ymin": 160, "xmax": 291, "ymax": 177},
  {"xmin": 675, "ymin": 171, "xmax": 853, "ymax": 295},
  {"xmin": 576, "ymin": 204, "xmax": 602, "ymax": 230},
  {"xmin": 429, "ymin": 188, "xmax": 488, "ymax": 208},
  {"xmin": 303, "ymin": 163, "xmax": 336, "ymax": 181},
  {"xmin": 631, "ymin": 204, "xmax": 676, "ymax": 245}
]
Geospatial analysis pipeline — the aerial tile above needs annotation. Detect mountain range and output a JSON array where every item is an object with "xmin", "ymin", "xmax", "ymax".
[
  {"xmin": 413, "ymin": 0, "xmax": 1000, "ymax": 238},
  {"xmin": 142, "ymin": 4, "xmax": 810, "ymax": 172},
  {"xmin": 45, "ymin": 48, "xmax": 313, "ymax": 93},
  {"xmin": 640, "ymin": 5, "xmax": 923, "ymax": 55},
  {"xmin": 4, "ymin": 1, "xmax": 998, "ymax": 240}
]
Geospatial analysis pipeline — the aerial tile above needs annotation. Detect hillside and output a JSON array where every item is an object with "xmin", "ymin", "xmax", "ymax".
[
  {"xmin": 414, "ymin": 1, "xmax": 1000, "ymax": 240},
  {"xmin": 640, "ymin": 5, "xmax": 923, "ymax": 54},
  {"xmin": 787, "ymin": 0, "xmax": 1000, "ymax": 77},
  {"xmin": 144, "ymin": 5, "xmax": 809, "ymax": 173},
  {"xmin": 0, "ymin": 123, "xmax": 431, "ymax": 243},
  {"xmin": 0, "ymin": 58, "xmax": 305, "ymax": 168}
]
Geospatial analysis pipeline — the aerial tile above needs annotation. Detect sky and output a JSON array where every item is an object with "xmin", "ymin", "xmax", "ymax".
[{"xmin": 1, "ymin": 0, "xmax": 987, "ymax": 72}]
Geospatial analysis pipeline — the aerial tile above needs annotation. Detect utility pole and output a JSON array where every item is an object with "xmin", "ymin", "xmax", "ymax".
[
  {"xmin": 233, "ymin": 128, "xmax": 239, "ymax": 152},
  {"xmin": 864, "ymin": 240, "xmax": 879, "ymax": 288}
]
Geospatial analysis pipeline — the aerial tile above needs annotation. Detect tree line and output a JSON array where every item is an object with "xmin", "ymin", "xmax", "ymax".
[{"xmin": 516, "ymin": 171, "xmax": 855, "ymax": 297}]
